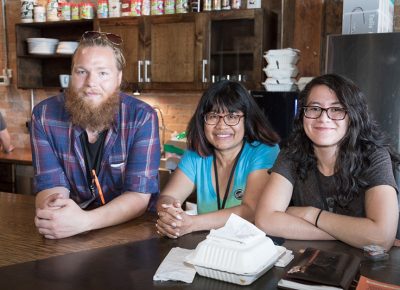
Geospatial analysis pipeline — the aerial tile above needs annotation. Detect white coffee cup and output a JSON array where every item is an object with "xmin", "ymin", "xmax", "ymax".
[{"xmin": 59, "ymin": 74, "xmax": 71, "ymax": 88}]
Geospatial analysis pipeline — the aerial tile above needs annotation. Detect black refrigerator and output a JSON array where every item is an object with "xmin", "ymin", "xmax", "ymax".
[
  {"xmin": 326, "ymin": 33, "xmax": 400, "ymax": 228},
  {"xmin": 251, "ymin": 91, "xmax": 298, "ymax": 143},
  {"xmin": 326, "ymin": 33, "xmax": 400, "ymax": 158}
]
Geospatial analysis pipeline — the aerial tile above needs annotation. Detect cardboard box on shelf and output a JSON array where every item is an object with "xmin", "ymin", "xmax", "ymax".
[{"xmin": 342, "ymin": 0, "xmax": 394, "ymax": 34}]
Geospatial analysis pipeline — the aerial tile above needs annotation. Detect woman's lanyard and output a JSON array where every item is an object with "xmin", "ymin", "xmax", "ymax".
[{"xmin": 213, "ymin": 142, "xmax": 245, "ymax": 210}]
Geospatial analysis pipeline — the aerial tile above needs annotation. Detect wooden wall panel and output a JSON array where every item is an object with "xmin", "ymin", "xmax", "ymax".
[{"xmin": 293, "ymin": 0, "xmax": 324, "ymax": 77}]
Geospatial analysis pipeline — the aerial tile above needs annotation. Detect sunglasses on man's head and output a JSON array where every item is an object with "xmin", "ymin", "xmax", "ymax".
[{"xmin": 81, "ymin": 31, "xmax": 123, "ymax": 46}]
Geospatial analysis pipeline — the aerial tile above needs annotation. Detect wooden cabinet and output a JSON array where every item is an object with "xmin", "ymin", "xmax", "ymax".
[
  {"xmin": 205, "ymin": 9, "xmax": 274, "ymax": 90},
  {"xmin": 95, "ymin": 14, "xmax": 205, "ymax": 91},
  {"xmin": 0, "ymin": 163, "xmax": 14, "ymax": 193},
  {"xmin": 15, "ymin": 20, "xmax": 94, "ymax": 89},
  {"xmin": 94, "ymin": 17, "xmax": 143, "ymax": 87},
  {"xmin": 15, "ymin": 9, "xmax": 275, "ymax": 91},
  {"xmin": 96, "ymin": 9, "xmax": 273, "ymax": 91}
]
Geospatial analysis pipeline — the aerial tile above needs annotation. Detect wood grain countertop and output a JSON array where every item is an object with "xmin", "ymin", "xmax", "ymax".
[
  {"xmin": 0, "ymin": 192, "xmax": 158, "ymax": 267},
  {"xmin": 0, "ymin": 148, "xmax": 32, "ymax": 165}
]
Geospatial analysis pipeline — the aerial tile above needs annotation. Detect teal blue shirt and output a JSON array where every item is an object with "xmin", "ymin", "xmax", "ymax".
[{"xmin": 178, "ymin": 141, "xmax": 280, "ymax": 214}]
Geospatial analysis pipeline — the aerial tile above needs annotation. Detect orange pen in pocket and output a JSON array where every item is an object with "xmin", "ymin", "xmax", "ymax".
[{"xmin": 92, "ymin": 169, "xmax": 105, "ymax": 205}]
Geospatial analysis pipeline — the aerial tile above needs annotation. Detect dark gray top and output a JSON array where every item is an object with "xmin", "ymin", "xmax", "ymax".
[
  {"xmin": 272, "ymin": 148, "xmax": 398, "ymax": 217},
  {"xmin": 0, "ymin": 112, "xmax": 6, "ymax": 131}
]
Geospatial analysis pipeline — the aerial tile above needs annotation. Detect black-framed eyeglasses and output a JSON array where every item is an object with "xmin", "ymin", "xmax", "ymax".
[
  {"xmin": 81, "ymin": 31, "xmax": 123, "ymax": 46},
  {"xmin": 204, "ymin": 112, "xmax": 245, "ymax": 126},
  {"xmin": 303, "ymin": 106, "xmax": 347, "ymax": 120}
]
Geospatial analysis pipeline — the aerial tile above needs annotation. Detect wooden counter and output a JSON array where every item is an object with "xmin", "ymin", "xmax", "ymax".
[
  {"xmin": 0, "ymin": 192, "xmax": 157, "ymax": 267},
  {"xmin": 0, "ymin": 148, "xmax": 32, "ymax": 165}
]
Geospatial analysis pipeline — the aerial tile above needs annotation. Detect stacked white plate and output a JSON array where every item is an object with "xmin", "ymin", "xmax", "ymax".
[
  {"xmin": 56, "ymin": 41, "xmax": 79, "ymax": 55},
  {"xmin": 27, "ymin": 38, "xmax": 59, "ymax": 55},
  {"xmin": 262, "ymin": 48, "xmax": 300, "ymax": 92}
]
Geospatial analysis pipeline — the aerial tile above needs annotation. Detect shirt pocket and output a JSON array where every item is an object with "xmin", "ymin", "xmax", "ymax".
[{"xmin": 108, "ymin": 158, "xmax": 127, "ymax": 190}]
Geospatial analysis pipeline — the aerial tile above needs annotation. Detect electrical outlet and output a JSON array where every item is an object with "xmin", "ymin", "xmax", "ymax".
[{"xmin": 0, "ymin": 75, "xmax": 10, "ymax": 86}]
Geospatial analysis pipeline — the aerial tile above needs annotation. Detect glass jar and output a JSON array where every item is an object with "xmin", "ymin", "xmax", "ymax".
[
  {"xmin": 97, "ymin": 0, "xmax": 109, "ymax": 18},
  {"xmin": 80, "ymin": 2, "xmax": 94, "ymax": 19}
]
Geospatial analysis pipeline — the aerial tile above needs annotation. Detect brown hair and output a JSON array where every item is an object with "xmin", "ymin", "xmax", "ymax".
[{"xmin": 72, "ymin": 32, "xmax": 126, "ymax": 71}]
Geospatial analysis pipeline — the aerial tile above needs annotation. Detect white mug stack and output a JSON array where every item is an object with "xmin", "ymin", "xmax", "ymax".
[{"xmin": 262, "ymin": 48, "xmax": 300, "ymax": 92}]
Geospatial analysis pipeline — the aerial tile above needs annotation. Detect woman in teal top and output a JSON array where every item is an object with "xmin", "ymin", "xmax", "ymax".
[{"xmin": 156, "ymin": 80, "xmax": 280, "ymax": 238}]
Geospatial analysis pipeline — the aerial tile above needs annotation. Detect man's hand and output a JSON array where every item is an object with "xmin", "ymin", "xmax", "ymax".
[{"xmin": 35, "ymin": 195, "xmax": 90, "ymax": 239}]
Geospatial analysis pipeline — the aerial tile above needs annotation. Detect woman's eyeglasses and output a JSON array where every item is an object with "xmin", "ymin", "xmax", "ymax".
[
  {"xmin": 303, "ymin": 106, "xmax": 347, "ymax": 120},
  {"xmin": 204, "ymin": 112, "xmax": 244, "ymax": 126},
  {"xmin": 81, "ymin": 31, "xmax": 123, "ymax": 46}
]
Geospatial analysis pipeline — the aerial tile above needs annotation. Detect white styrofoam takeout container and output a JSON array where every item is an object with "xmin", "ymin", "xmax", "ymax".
[
  {"xmin": 263, "ymin": 65, "xmax": 299, "ymax": 79},
  {"xmin": 264, "ymin": 48, "xmax": 300, "ymax": 66},
  {"xmin": 186, "ymin": 235, "xmax": 285, "ymax": 285}
]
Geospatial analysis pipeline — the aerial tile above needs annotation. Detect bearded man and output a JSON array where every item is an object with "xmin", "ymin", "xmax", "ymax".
[{"xmin": 30, "ymin": 31, "xmax": 160, "ymax": 239}]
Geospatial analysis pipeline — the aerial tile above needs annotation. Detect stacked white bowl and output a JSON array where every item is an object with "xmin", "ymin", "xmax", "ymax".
[
  {"xmin": 27, "ymin": 38, "xmax": 59, "ymax": 55},
  {"xmin": 262, "ymin": 48, "xmax": 300, "ymax": 92}
]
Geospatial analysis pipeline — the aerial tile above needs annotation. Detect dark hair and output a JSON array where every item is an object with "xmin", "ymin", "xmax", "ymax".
[
  {"xmin": 286, "ymin": 74, "xmax": 400, "ymax": 206},
  {"xmin": 186, "ymin": 80, "xmax": 280, "ymax": 156}
]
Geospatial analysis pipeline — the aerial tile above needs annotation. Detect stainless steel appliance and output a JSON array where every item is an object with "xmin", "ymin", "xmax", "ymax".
[{"xmin": 326, "ymin": 32, "xmax": 400, "ymax": 236}]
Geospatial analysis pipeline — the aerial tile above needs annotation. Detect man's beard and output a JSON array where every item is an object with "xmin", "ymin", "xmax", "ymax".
[{"xmin": 65, "ymin": 88, "xmax": 120, "ymax": 132}]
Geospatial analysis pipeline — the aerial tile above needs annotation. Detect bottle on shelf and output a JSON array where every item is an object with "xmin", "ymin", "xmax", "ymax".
[
  {"xmin": 108, "ymin": 0, "xmax": 121, "ymax": 17},
  {"xmin": 164, "ymin": 0, "xmax": 174, "ymax": 14},
  {"xmin": 175, "ymin": 0, "xmax": 188, "ymax": 13},
  {"xmin": 120, "ymin": 0, "xmax": 131, "ymax": 16},
  {"xmin": 33, "ymin": 4, "xmax": 46, "ymax": 22},
  {"xmin": 202, "ymin": 0, "xmax": 211, "ymax": 11},
  {"xmin": 221, "ymin": 0, "xmax": 230, "ymax": 10},
  {"xmin": 142, "ymin": 0, "xmax": 151, "ymax": 15},
  {"xmin": 151, "ymin": 0, "xmax": 164, "ymax": 15},
  {"xmin": 21, "ymin": 0, "xmax": 35, "ymax": 23},
  {"xmin": 47, "ymin": 0, "xmax": 59, "ymax": 21},
  {"xmin": 59, "ymin": 1, "xmax": 72, "ymax": 20},
  {"xmin": 131, "ymin": 0, "xmax": 142, "ymax": 16},
  {"xmin": 80, "ymin": 0, "xmax": 94, "ymax": 19},
  {"xmin": 97, "ymin": 0, "xmax": 109, "ymax": 18},
  {"xmin": 212, "ymin": 0, "xmax": 221, "ymax": 10},
  {"xmin": 71, "ymin": 1, "xmax": 80, "ymax": 19}
]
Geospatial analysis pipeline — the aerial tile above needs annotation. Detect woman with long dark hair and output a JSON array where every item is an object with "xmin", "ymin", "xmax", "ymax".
[
  {"xmin": 156, "ymin": 80, "xmax": 280, "ymax": 238},
  {"xmin": 256, "ymin": 74, "xmax": 399, "ymax": 250}
]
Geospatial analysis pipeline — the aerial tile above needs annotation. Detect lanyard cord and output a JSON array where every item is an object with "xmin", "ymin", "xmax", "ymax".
[{"xmin": 213, "ymin": 142, "xmax": 245, "ymax": 210}]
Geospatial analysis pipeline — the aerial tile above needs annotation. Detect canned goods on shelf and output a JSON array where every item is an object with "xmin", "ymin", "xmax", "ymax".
[
  {"xmin": 231, "ymin": 0, "xmax": 240, "ymax": 9},
  {"xmin": 33, "ymin": 5, "xmax": 46, "ymax": 22},
  {"xmin": 80, "ymin": 2, "xmax": 94, "ymax": 19},
  {"xmin": 97, "ymin": 0, "xmax": 109, "ymax": 18},
  {"xmin": 142, "ymin": 0, "xmax": 151, "ymax": 15},
  {"xmin": 47, "ymin": 0, "xmax": 59, "ymax": 21},
  {"xmin": 151, "ymin": 0, "xmax": 164, "ymax": 15},
  {"xmin": 203, "ymin": 0, "xmax": 211, "ymax": 11},
  {"xmin": 221, "ymin": 0, "xmax": 230, "ymax": 9},
  {"xmin": 71, "ymin": 3, "xmax": 80, "ymax": 20},
  {"xmin": 213, "ymin": 0, "xmax": 221, "ymax": 10},
  {"xmin": 176, "ymin": 0, "xmax": 188, "ymax": 13},
  {"xmin": 131, "ymin": 0, "xmax": 142, "ymax": 16},
  {"xmin": 109, "ymin": 0, "xmax": 121, "ymax": 17},
  {"xmin": 60, "ymin": 2, "xmax": 71, "ymax": 21},
  {"xmin": 164, "ymin": 0, "xmax": 174, "ymax": 14},
  {"xmin": 21, "ymin": 0, "xmax": 34, "ymax": 23},
  {"xmin": 120, "ymin": 0, "xmax": 131, "ymax": 16}
]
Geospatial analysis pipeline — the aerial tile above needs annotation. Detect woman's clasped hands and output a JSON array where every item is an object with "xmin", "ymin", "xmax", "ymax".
[{"xmin": 156, "ymin": 200, "xmax": 194, "ymax": 238}]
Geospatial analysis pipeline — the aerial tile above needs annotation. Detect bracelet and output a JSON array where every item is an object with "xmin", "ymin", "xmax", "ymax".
[{"xmin": 315, "ymin": 209, "xmax": 324, "ymax": 228}]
